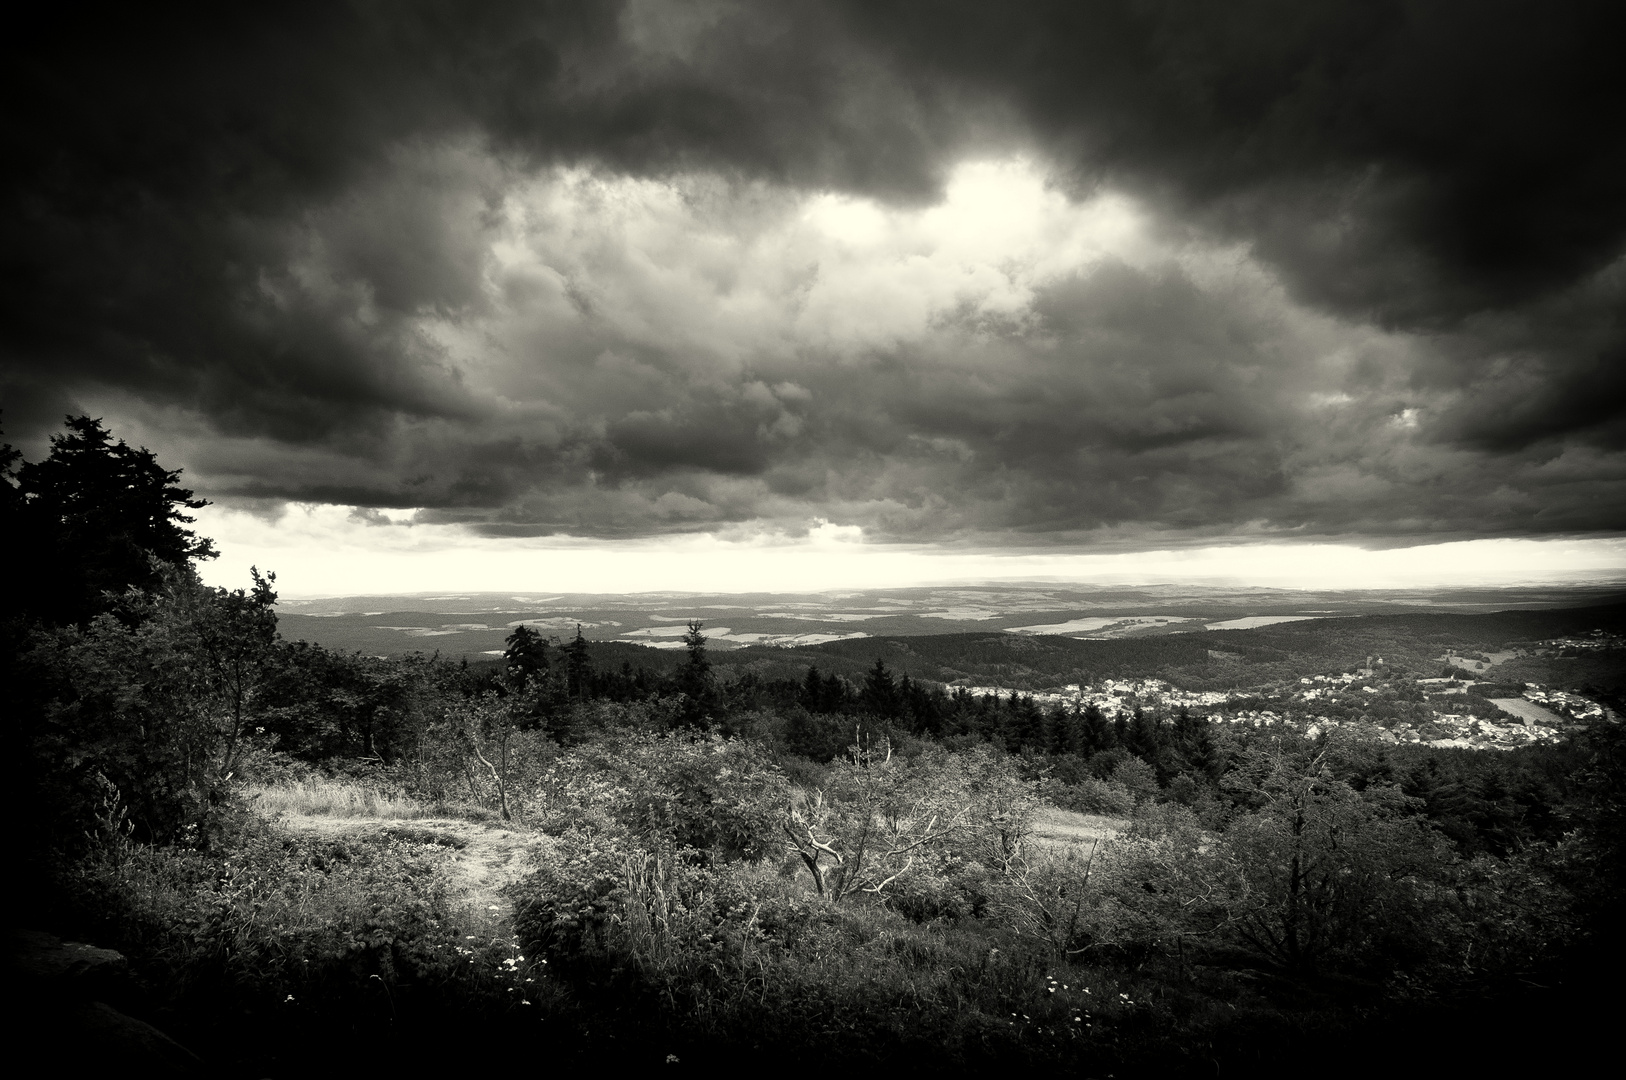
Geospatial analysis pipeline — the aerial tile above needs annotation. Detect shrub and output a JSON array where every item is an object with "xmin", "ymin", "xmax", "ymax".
[
  {"xmin": 31, "ymin": 565, "xmax": 279, "ymax": 846},
  {"xmin": 1210, "ymin": 756, "xmax": 1456, "ymax": 976},
  {"xmin": 533, "ymin": 730, "xmax": 789, "ymax": 860},
  {"xmin": 1109, "ymin": 757, "xmax": 1160, "ymax": 804},
  {"xmin": 1051, "ymin": 779, "xmax": 1137, "ymax": 816}
]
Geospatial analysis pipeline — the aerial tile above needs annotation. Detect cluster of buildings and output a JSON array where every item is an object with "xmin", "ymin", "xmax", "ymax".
[
  {"xmin": 1521, "ymin": 685, "xmax": 1606, "ymax": 723},
  {"xmin": 1531, "ymin": 630, "xmax": 1624, "ymax": 653},
  {"xmin": 954, "ymin": 667, "xmax": 1613, "ymax": 753},
  {"xmin": 958, "ymin": 678, "xmax": 1229, "ymax": 718},
  {"xmin": 1382, "ymin": 713, "xmax": 1563, "ymax": 749}
]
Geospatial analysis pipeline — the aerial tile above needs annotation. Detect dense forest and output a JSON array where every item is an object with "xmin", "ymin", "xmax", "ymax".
[{"xmin": 6, "ymin": 417, "xmax": 1624, "ymax": 1076}]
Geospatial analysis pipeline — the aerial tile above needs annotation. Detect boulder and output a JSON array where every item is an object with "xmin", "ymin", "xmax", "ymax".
[
  {"xmin": 57, "ymin": 1000, "xmax": 203, "ymax": 1072},
  {"xmin": 8, "ymin": 929, "xmax": 202, "ymax": 1074},
  {"xmin": 8, "ymin": 928, "xmax": 133, "ymax": 1001}
]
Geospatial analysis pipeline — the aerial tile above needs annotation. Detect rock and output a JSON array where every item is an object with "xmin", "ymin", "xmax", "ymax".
[
  {"xmin": 8, "ymin": 929, "xmax": 202, "ymax": 1074},
  {"xmin": 7, "ymin": 928, "xmax": 133, "ymax": 1001},
  {"xmin": 59, "ymin": 1000, "xmax": 203, "ymax": 1073}
]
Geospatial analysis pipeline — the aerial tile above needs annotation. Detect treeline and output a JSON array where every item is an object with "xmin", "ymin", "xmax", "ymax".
[{"xmin": 246, "ymin": 620, "xmax": 1596, "ymax": 866}]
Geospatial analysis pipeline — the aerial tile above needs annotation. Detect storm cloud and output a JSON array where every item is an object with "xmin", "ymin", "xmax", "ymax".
[{"xmin": 4, "ymin": 0, "xmax": 1623, "ymax": 549}]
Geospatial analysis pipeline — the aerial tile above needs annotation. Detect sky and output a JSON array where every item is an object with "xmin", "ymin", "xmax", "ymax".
[{"xmin": 4, "ymin": 2, "xmax": 1624, "ymax": 596}]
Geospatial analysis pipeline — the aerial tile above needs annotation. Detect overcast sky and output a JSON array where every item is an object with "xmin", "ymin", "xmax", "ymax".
[{"xmin": 4, "ymin": 2, "xmax": 1624, "ymax": 594}]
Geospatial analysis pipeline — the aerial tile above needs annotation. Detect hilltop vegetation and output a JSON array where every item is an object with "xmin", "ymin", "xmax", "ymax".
[{"xmin": 6, "ymin": 417, "xmax": 1623, "ymax": 1075}]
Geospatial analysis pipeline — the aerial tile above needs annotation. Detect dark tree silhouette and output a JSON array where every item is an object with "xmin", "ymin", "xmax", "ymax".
[
  {"xmin": 9, "ymin": 416, "xmax": 216, "ymax": 624},
  {"xmin": 680, "ymin": 619, "xmax": 714, "ymax": 725},
  {"xmin": 566, "ymin": 623, "xmax": 591, "ymax": 700},
  {"xmin": 862, "ymin": 657, "xmax": 900, "ymax": 719},
  {"xmin": 504, "ymin": 624, "xmax": 550, "ymax": 685}
]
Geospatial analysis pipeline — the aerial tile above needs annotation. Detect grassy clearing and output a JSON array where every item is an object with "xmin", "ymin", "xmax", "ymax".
[
  {"xmin": 1030, "ymin": 805, "xmax": 1129, "ymax": 846},
  {"xmin": 243, "ymin": 776, "xmax": 442, "ymax": 819}
]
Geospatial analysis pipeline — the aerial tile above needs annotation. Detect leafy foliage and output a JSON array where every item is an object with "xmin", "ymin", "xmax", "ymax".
[
  {"xmin": 1212, "ymin": 744, "xmax": 1454, "ymax": 975},
  {"xmin": 34, "ymin": 564, "xmax": 279, "ymax": 845},
  {"xmin": 535, "ymin": 730, "xmax": 788, "ymax": 861}
]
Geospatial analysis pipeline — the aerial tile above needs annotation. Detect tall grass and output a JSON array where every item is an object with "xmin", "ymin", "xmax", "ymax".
[{"xmin": 244, "ymin": 776, "xmax": 437, "ymax": 819}]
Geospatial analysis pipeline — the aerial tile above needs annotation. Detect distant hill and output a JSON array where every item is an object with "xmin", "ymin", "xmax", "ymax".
[
  {"xmin": 417, "ymin": 602, "xmax": 1626, "ymax": 699},
  {"xmin": 708, "ymin": 604, "xmax": 1626, "ymax": 693},
  {"xmin": 271, "ymin": 583, "xmax": 1626, "ymax": 663}
]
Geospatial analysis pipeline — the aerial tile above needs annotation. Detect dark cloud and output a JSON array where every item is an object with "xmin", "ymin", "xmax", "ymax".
[
  {"xmin": 839, "ymin": 0, "xmax": 1626, "ymax": 318},
  {"xmin": 3, "ymin": 1, "xmax": 1623, "ymax": 548}
]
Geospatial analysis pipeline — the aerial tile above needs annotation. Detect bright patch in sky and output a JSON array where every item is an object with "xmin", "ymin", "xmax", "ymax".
[{"xmin": 193, "ymin": 502, "xmax": 1626, "ymax": 597}]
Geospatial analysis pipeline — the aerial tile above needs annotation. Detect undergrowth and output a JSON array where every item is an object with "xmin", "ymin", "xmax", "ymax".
[
  {"xmin": 56, "ymin": 811, "xmax": 575, "ymax": 1075},
  {"xmin": 242, "ymin": 775, "xmax": 487, "ymax": 820}
]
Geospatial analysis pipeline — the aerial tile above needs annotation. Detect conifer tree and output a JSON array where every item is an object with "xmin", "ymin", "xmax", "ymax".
[
  {"xmin": 9, "ymin": 415, "xmax": 217, "ymax": 624},
  {"xmin": 862, "ymin": 657, "xmax": 900, "ymax": 719},
  {"xmin": 504, "ymin": 624, "xmax": 550, "ymax": 685},
  {"xmin": 566, "ymin": 623, "xmax": 591, "ymax": 700},
  {"xmin": 679, "ymin": 620, "xmax": 714, "ymax": 725}
]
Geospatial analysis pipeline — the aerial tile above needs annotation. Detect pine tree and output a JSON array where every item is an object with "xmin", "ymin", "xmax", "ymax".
[
  {"xmin": 504, "ymin": 624, "xmax": 549, "ymax": 685},
  {"xmin": 1003, "ymin": 694, "xmax": 1044, "ymax": 750},
  {"xmin": 680, "ymin": 620, "xmax": 714, "ymax": 725},
  {"xmin": 1124, "ymin": 706, "xmax": 1162, "ymax": 762},
  {"xmin": 803, "ymin": 665, "xmax": 825, "ymax": 711},
  {"xmin": 566, "ymin": 623, "xmax": 591, "ymax": 700},
  {"xmin": 862, "ymin": 657, "xmax": 899, "ymax": 718},
  {"xmin": 12, "ymin": 415, "xmax": 217, "ymax": 624},
  {"xmin": 1044, "ymin": 702, "xmax": 1074, "ymax": 755}
]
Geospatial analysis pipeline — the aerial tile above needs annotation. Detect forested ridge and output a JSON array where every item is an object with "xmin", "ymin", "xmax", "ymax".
[{"xmin": 6, "ymin": 417, "xmax": 1623, "ymax": 1077}]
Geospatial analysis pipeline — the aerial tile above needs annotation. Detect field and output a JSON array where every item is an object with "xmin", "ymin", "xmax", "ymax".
[{"xmin": 1488, "ymin": 698, "xmax": 1566, "ymax": 725}]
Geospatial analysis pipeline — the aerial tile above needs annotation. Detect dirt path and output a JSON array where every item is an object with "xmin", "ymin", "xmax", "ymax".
[{"xmin": 272, "ymin": 814, "xmax": 550, "ymax": 937}]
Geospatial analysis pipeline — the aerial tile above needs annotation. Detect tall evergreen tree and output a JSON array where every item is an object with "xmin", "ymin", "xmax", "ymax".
[
  {"xmin": 1044, "ymin": 702, "xmax": 1074, "ymax": 755},
  {"xmin": 802, "ymin": 665, "xmax": 825, "ymax": 711},
  {"xmin": 1081, "ymin": 703, "xmax": 1115, "ymax": 753},
  {"xmin": 565, "ymin": 623, "xmax": 591, "ymax": 700},
  {"xmin": 504, "ymin": 624, "xmax": 549, "ymax": 686},
  {"xmin": 1003, "ymin": 694, "xmax": 1044, "ymax": 750},
  {"xmin": 1124, "ymin": 706, "xmax": 1162, "ymax": 761},
  {"xmin": 862, "ymin": 657, "xmax": 900, "ymax": 719},
  {"xmin": 10, "ymin": 416, "xmax": 217, "ymax": 624},
  {"xmin": 1172, "ymin": 707, "xmax": 1224, "ymax": 782},
  {"xmin": 679, "ymin": 620, "xmax": 714, "ymax": 725}
]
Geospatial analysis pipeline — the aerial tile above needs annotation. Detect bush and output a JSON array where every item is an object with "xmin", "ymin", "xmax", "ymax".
[
  {"xmin": 533, "ymin": 730, "xmax": 790, "ymax": 861},
  {"xmin": 31, "ymin": 565, "xmax": 279, "ymax": 846},
  {"xmin": 1210, "ymin": 765, "xmax": 1456, "ymax": 976},
  {"xmin": 1051, "ymin": 779, "xmax": 1137, "ymax": 816}
]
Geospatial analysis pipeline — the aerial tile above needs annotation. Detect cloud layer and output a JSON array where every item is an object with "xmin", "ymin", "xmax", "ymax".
[{"xmin": 4, "ymin": 1, "xmax": 1624, "ymax": 551}]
